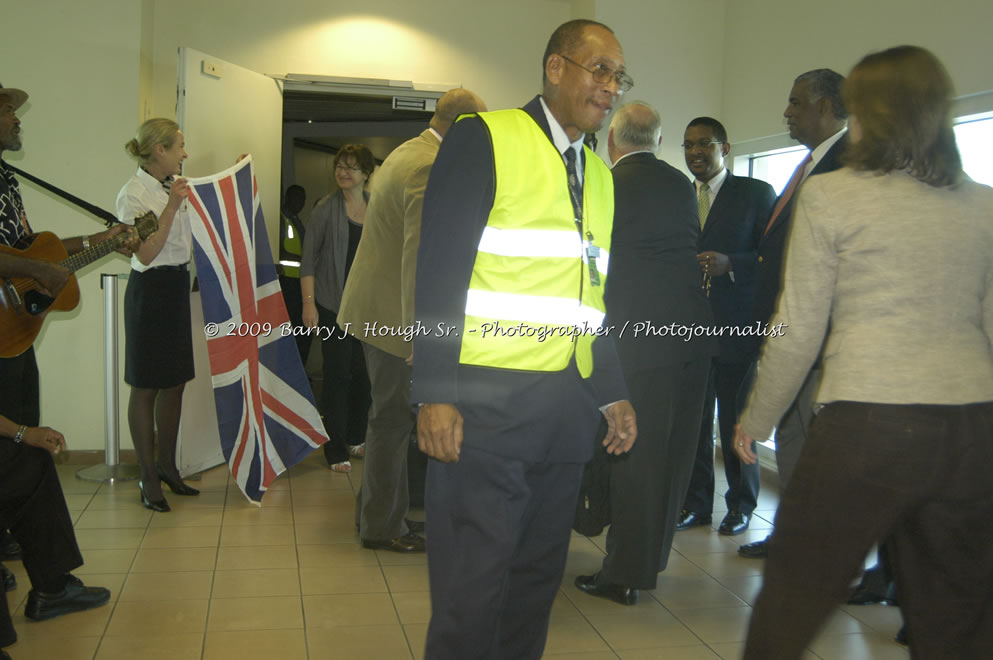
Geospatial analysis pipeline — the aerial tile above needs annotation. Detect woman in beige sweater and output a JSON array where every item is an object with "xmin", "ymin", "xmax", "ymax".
[{"xmin": 734, "ymin": 46, "xmax": 993, "ymax": 658}]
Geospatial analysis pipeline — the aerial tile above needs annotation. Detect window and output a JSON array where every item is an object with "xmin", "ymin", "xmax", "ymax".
[{"xmin": 955, "ymin": 113, "xmax": 993, "ymax": 186}]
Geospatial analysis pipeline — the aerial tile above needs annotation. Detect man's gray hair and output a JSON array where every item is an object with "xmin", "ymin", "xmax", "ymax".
[
  {"xmin": 610, "ymin": 102, "xmax": 662, "ymax": 149},
  {"xmin": 794, "ymin": 69, "xmax": 847, "ymax": 120}
]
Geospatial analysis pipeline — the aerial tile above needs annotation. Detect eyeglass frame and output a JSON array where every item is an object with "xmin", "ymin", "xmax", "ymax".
[
  {"xmin": 680, "ymin": 139, "xmax": 725, "ymax": 151},
  {"xmin": 558, "ymin": 55, "xmax": 634, "ymax": 94},
  {"xmin": 334, "ymin": 163, "xmax": 363, "ymax": 172}
]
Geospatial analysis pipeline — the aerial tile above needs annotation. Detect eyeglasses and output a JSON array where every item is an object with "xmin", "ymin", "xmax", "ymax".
[
  {"xmin": 559, "ymin": 55, "xmax": 634, "ymax": 94},
  {"xmin": 681, "ymin": 140, "xmax": 724, "ymax": 151},
  {"xmin": 335, "ymin": 163, "xmax": 362, "ymax": 173}
]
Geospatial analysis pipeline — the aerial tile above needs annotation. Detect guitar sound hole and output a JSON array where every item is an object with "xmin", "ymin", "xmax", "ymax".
[{"xmin": 24, "ymin": 290, "xmax": 55, "ymax": 316}]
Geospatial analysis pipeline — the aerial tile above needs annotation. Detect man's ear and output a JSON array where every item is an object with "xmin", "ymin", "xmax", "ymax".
[
  {"xmin": 546, "ymin": 54, "xmax": 564, "ymax": 87},
  {"xmin": 721, "ymin": 142, "xmax": 731, "ymax": 158}
]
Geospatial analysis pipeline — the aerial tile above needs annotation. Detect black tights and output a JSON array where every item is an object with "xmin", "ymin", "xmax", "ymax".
[{"xmin": 128, "ymin": 384, "xmax": 185, "ymax": 500}]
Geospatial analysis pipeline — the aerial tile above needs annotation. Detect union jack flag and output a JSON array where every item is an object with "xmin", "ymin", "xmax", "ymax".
[{"xmin": 185, "ymin": 157, "xmax": 327, "ymax": 504}]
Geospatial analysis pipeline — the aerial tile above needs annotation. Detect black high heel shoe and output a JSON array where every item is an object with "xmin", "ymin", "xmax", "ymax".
[
  {"xmin": 138, "ymin": 481, "xmax": 170, "ymax": 512},
  {"xmin": 157, "ymin": 465, "xmax": 200, "ymax": 496}
]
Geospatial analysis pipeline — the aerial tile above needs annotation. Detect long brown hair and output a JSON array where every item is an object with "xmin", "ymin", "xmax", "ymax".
[{"xmin": 842, "ymin": 45, "xmax": 961, "ymax": 187}]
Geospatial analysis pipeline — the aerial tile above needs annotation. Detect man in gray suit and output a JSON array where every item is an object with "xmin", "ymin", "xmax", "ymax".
[{"xmin": 337, "ymin": 88, "xmax": 486, "ymax": 552}]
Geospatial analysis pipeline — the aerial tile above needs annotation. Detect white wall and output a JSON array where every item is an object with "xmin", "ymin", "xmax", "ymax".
[
  {"xmin": 596, "ymin": 0, "xmax": 726, "ymax": 169},
  {"xmin": 5, "ymin": 1, "xmax": 142, "ymax": 450},
  {"xmin": 722, "ymin": 0, "xmax": 993, "ymax": 149}
]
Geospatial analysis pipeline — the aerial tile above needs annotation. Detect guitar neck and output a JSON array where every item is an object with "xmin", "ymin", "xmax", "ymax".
[{"xmin": 60, "ymin": 235, "xmax": 124, "ymax": 273}]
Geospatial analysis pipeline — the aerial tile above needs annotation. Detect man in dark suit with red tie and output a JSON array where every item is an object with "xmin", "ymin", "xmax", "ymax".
[
  {"xmin": 736, "ymin": 68, "xmax": 848, "ymax": 559},
  {"xmin": 676, "ymin": 117, "xmax": 776, "ymax": 538}
]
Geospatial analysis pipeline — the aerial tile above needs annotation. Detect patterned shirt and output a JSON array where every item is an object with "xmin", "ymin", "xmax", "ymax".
[{"xmin": 0, "ymin": 159, "xmax": 31, "ymax": 248}]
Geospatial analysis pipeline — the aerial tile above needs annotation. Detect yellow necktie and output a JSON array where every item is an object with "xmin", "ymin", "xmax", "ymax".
[{"xmin": 698, "ymin": 182, "xmax": 711, "ymax": 229}]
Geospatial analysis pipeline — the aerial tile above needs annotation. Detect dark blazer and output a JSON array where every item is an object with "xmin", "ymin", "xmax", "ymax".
[
  {"xmin": 606, "ymin": 152, "xmax": 716, "ymax": 373},
  {"xmin": 700, "ymin": 172, "xmax": 776, "ymax": 362},
  {"xmin": 411, "ymin": 95, "xmax": 628, "ymax": 462},
  {"xmin": 752, "ymin": 137, "xmax": 846, "ymax": 327}
]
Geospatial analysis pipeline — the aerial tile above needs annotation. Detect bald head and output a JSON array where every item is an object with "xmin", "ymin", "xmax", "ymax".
[
  {"xmin": 430, "ymin": 88, "xmax": 487, "ymax": 137},
  {"xmin": 607, "ymin": 102, "xmax": 661, "ymax": 163}
]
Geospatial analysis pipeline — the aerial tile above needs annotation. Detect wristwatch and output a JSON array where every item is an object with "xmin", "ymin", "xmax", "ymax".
[{"xmin": 13, "ymin": 425, "xmax": 26, "ymax": 443}]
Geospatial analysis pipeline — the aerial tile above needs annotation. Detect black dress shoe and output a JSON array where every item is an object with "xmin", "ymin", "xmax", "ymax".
[
  {"xmin": 737, "ymin": 536, "xmax": 770, "ymax": 558},
  {"xmin": 718, "ymin": 510, "xmax": 750, "ymax": 535},
  {"xmin": 24, "ymin": 575, "xmax": 111, "ymax": 621},
  {"xmin": 847, "ymin": 582, "xmax": 898, "ymax": 606},
  {"xmin": 675, "ymin": 509, "xmax": 712, "ymax": 531},
  {"xmin": 405, "ymin": 519, "xmax": 425, "ymax": 534},
  {"xmin": 138, "ymin": 481, "xmax": 170, "ymax": 513},
  {"xmin": 157, "ymin": 465, "xmax": 200, "ymax": 496},
  {"xmin": 895, "ymin": 625, "xmax": 908, "ymax": 646},
  {"xmin": 1, "ymin": 563, "xmax": 15, "ymax": 592},
  {"xmin": 362, "ymin": 532, "xmax": 425, "ymax": 553},
  {"xmin": 574, "ymin": 573, "xmax": 638, "ymax": 605}
]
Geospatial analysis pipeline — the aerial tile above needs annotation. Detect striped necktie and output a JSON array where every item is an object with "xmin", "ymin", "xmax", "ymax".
[
  {"xmin": 764, "ymin": 153, "xmax": 813, "ymax": 235},
  {"xmin": 698, "ymin": 182, "xmax": 711, "ymax": 229}
]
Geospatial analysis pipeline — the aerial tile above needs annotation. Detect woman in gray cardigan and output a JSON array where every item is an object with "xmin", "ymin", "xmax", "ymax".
[
  {"xmin": 734, "ymin": 46, "xmax": 993, "ymax": 658},
  {"xmin": 300, "ymin": 144, "xmax": 375, "ymax": 471}
]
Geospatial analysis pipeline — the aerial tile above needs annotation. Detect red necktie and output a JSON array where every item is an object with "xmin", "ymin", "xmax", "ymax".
[{"xmin": 764, "ymin": 152, "xmax": 813, "ymax": 236}]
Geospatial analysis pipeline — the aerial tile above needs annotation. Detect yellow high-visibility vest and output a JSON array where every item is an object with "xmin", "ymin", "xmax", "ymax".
[
  {"xmin": 458, "ymin": 109, "xmax": 613, "ymax": 378},
  {"xmin": 278, "ymin": 211, "xmax": 303, "ymax": 278}
]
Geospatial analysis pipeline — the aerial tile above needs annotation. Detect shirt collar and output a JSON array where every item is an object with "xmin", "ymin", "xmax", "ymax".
[
  {"xmin": 696, "ymin": 167, "xmax": 728, "ymax": 196},
  {"xmin": 539, "ymin": 96, "xmax": 585, "ymax": 161},
  {"xmin": 808, "ymin": 127, "xmax": 847, "ymax": 174},
  {"xmin": 136, "ymin": 166, "xmax": 170, "ymax": 193}
]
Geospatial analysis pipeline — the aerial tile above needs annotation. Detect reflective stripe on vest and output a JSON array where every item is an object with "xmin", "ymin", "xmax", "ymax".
[
  {"xmin": 279, "ymin": 212, "xmax": 303, "ymax": 277},
  {"xmin": 457, "ymin": 109, "xmax": 614, "ymax": 377}
]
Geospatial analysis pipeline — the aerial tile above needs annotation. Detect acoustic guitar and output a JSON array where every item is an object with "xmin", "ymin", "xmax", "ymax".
[{"xmin": 0, "ymin": 211, "xmax": 158, "ymax": 357}]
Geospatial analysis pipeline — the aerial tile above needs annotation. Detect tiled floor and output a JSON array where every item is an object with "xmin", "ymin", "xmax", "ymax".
[{"xmin": 2, "ymin": 453, "xmax": 909, "ymax": 659}]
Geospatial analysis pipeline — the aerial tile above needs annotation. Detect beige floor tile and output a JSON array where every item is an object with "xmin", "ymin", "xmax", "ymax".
[
  {"xmin": 839, "ymin": 603, "xmax": 904, "ymax": 635},
  {"xmin": 219, "ymin": 523, "xmax": 294, "ymax": 546},
  {"xmin": 303, "ymin": 593, "xmax": 399, "ymax": 628},
  {"xmin": 671, "ymin": 530, "xmax": 741, "ymax": 555},
  {"xmin": 131, "ymin": 546, "xmax": 218, "ymax": 573},
  {"xmin": 215, "ymin": 544, "xmax": 297, "ymax": 570},
  {"xmin": 207, "ymin": 595, "xmax": 303, "ymax": 631},
  {"xmin": 211, "ymin": 568, "xmax": 300, "ymax": 598},
  {"xmin": 307, "ymin": 624, "xmax": 414, "ymax": 659},
  {"xmin": 372, "ymin": 547, "xmax": 429, "ymax": 566},
  {"xmin": 382, "ymin": 563, "xmax": 430, "ymax": 592},
  {"xmin": 588, "ymin": 609, "xmax": 702, "ymax": 650},
  {"xmin": 291, "ymin": 488, "xmax": 357, "ymax": 508},
  {"xmin": 670, "ymin": 606, "xmax": 753, "ymax": 645},
  {"xmin": 299, "ymin": 565, "xmax": 387, "ymax": 595},
  {"xmin": 291, "ymin": 504, "xmax": 355, "ymax": 526},
  {"xmin": 654, "ymin": 552, "xmax": 710, "ymax": 579},
  {"xmin": 809, "ymin": 632, "xmax": 909, "ymax": 660},
  {"xmin": 95, "ymin": 633, "xmax": 204, "ymax": 660},
  {"xmin": 294, "ymin": 522, "xmax": 358, "ymax": 545},
  {"xmin": 706, "ymin": 641, "xmax": 818, "ymax": 660},
  {"xmin": 147, "ymin": 507, "xmax": 225, "ymax": 528},
  {"xmin": 74, "ymin": 548, "xmax": 138, "ymax": 575},
  {"xmin": 404, "ymin": 622, "xmax": 428, "ymax": 660},
  {"xmin": 12, "ymin": 600, "xmax": 114, "ymax": 638},
  {"xmin": 73, "ymin": 527, "xmax": 146, "ymax": 550},
  {"xmin": 203, "ymin": 629, "xmax": 307, "ymax": 660},
  {"xmin": 58, "ymin": 478, "xmax": 102, "ymax": 495},
  {"xmin": 74, "ymin": 507, "xmax": 154, "ymax": 529},
  {"xmin": 543, "ymin": 617, "xmax": 612, "ymax": 654},
  {"xmin": 2, "ymin": 634, "xmax": 101, "ymax": 659},
  {"xmin": 141, "ymin": 525, "xmax": 221, "ymax": 549},
  {"xmin": 64, "ymin": 493, "xmax": 96, "ymax": 509},
  {"xmin": 231, "ymin": 488, "xmax": 292, "ymax": 507},
  {"xmin": 712, "ymin": 575, "xmax": 764, "ymax": 606},
  {"xmin": 544, "ymin": 652, "xmax": 620, "ymax": 659},
  {"xmin": 392, "ymin": 591, "xmax": 432, "ymax": 625},
  {"xmin": 167, "ymin": 490, "xmax": 229, "ymax": 508},
  {"xmin": 288, "ymin": 466, "xmax": 344, "ymax": 490},
  {"xmin": 220, "ymin": 505, "xmax": 294, "ymax": 526},
  {"xmin": 652, "ymin": 576, "xmax": 748, "ymax": 610},
  {"xmin": 681, "ymin": 552, "xmax": 765, "ymax": 579},
  {"xmin": 618, "ymin": 646, "xmax": 719, "ymax": 659},
  {"xmin": 296, "ymin": 542, "xmax": 380, "ymax": 568},
  {"xmin": 549, "ymin": 589, "xmax": 583, "ymax": 619},
  {"xmin": 119, "ymin": 570, "xmax": 214, "ymax": 601},
  {"xmin": 105, "ymin": 598, "xmax": 209, "ymax": 636}
]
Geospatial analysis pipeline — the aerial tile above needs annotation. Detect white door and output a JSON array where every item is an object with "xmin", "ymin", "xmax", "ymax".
[{"xmin": 175, "ymin": 47, "xmax": 283, "ymax": 476}]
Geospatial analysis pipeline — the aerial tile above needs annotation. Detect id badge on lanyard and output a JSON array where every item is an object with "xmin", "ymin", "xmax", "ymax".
[{"xmin": 586, "ymin": 242, "xmax": 601, "ymax": 287}]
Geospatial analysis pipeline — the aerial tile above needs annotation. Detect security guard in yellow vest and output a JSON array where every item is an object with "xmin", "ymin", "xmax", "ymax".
[
  {"xmin": 278, "ymin": 184, "xmax": 309, "ymax": 363},
  {"xmin": 410, "ymin": 20, "xmax": 638, "ymax": 660}
]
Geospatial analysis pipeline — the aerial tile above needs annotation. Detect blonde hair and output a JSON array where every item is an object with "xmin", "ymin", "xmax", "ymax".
[{"xmin": 125, "ymin": 118, "xmax": 180, "ymax": 164}]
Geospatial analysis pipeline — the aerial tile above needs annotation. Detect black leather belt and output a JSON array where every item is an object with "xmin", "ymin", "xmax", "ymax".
[{"xmin": 149, "ymin": 263, "xmax": 189, "ymax": 272}]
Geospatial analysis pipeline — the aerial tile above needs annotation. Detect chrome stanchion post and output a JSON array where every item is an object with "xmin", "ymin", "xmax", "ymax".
[{"xmin": 77, "ymin": 273, "xmax": 141, "ymax": 483}]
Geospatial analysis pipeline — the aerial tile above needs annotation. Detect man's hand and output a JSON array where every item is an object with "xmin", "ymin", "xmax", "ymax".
[
  {"xmin": 32, "ymin": 261, "xmax": 70, "ymax": 298},
  {"xmin": 93, "ymin": 224, "xmax": 140, "ymax": 257},
  {"xmin": 417, "ymin": 403, "xmax": 463, "ymax": 463},
  {"xmin": 22, "ymin": 426, "xmax": 67, "ymax": 456},
  {"xmin": 696, "ymin": 251, "xmax": 731, "ymax": 277},
  {"xmin": 602, "ymin": 400, "xmax": 637, "ymax": 455},
  {"xmin": 732, "ymin": 424, "xmax": 758, "ymax": 465}
]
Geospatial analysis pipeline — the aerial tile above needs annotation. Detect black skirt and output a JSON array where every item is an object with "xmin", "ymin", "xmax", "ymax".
[{"xmin": 124, "ymin": 267, "xmax": 195, "ymax": 389}]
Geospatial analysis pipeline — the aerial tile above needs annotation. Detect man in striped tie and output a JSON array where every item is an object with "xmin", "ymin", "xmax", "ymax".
[{"xmin": 736, "ymin": 69, "xmax": 848, "ymax": 560}]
